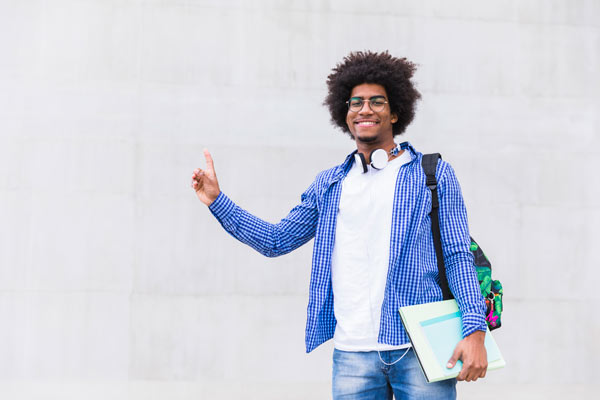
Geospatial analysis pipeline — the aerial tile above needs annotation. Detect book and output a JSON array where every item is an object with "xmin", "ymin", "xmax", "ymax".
[{"xmin": 399, "ymin": 299, "xmax": 505, "ymax": 383}]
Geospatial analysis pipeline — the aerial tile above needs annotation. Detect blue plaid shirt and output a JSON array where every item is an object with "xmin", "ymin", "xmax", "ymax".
[{"xmin": 209, "ymin": 142, "xmax": 487, "ymax": 353}]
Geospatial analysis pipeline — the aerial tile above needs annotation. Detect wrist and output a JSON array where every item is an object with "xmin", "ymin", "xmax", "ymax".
[
  {"xmin": 207, "ymin": 191, "xmax": 221, "ymax": 206},
  {"xmin": 466, "ymin": 330, "xmax": 486, "ymax": 342}
]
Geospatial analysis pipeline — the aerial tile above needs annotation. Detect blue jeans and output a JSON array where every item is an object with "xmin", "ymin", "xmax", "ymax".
[{"xmin": 332, "ymin": 348, "xmax": 456, "ymax": 399}]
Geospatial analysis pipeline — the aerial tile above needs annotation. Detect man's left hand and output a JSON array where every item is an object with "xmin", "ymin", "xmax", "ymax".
[{"xmin": 446, "ymin": 330, "xmax": 487, "ymax": 382}]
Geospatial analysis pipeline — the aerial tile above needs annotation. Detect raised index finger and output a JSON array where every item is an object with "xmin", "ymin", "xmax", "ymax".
[{"xmin": 203, "ymin": 149, "xmax": 215, "ymax": 172}]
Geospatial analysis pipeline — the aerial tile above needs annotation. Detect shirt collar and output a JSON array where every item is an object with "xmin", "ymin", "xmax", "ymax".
[{"xmin": 336, "ymin": 141, "xmax": 418, "ymax": 178}]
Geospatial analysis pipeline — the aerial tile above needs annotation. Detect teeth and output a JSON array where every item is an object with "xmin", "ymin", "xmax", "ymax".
[{"xmin": 357, "ymin": 121, "xmax": 377, "ymax": 126}]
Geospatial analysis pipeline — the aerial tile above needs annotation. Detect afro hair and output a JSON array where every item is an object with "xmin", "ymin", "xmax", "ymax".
[{"xmin": 324, "ymin": 51, "xmax": 421, "ymax": 139}]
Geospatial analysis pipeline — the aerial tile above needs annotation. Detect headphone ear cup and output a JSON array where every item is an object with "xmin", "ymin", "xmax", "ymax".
[
  {"xmin": 355, "ymin": 153, "xmax": 368, "ymax": 173},
  {"xmin": 369, "ymin": 149, "xmax": 377, "ymax": 167},
  {"xmin": 370, "ymin": 149, "xmax": 389, "ymax": 170}
]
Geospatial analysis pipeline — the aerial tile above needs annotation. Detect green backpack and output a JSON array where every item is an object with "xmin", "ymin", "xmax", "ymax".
[{"xmin": 422, "ymin": 153, "xmax": 503, "ymax": 331}]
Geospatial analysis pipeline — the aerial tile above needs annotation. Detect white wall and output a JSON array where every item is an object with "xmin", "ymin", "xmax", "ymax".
[{"xmin": 1, "ymin": 0, "xmax": 598, "ymax": 398}]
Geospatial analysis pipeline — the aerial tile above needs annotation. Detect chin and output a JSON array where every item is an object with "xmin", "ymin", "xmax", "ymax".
[{"xmin": 356, "ymin": 133, "xmax": 379, "ymax": 144}]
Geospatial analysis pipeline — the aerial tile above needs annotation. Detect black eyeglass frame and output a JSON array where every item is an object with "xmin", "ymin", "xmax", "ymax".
[{"xmin": 345, "ymin": 96, "xmax": 389, "ymax": 112}]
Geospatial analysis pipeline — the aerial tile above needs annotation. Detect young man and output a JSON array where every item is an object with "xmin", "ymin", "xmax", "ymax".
[{"xmin": 192, "ymin": 51, "xmax": 487, "ymax": 399}]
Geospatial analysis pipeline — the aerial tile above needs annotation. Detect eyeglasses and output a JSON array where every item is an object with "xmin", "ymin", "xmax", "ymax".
[{"xmin": 346, "ymin": 96, "xmax": 389, "ymax": 113}]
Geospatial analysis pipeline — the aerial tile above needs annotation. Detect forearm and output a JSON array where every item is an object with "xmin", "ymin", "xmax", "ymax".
[
  {"xmin": 446, "ymin": 255, "xmax": 487, "ymax": 337},
  {"xmin": 209, "ymin": 192, "xmax": 317, "ymax": 257}
]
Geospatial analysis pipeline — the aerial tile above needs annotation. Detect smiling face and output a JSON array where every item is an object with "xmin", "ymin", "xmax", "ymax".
[{"xmin": 345, "ymin": 83, "xmax": 398, "ymax": 146}]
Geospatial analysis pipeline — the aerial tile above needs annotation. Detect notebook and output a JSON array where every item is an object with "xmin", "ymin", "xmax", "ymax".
[{"xmin": 399, "ymin": 299, "xmax": 505, "ymax": 383}]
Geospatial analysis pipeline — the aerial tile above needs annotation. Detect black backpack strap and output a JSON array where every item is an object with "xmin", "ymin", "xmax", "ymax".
[{"xmin": 422, "ymin": 153, "xmax": 454, "ymax": 301}]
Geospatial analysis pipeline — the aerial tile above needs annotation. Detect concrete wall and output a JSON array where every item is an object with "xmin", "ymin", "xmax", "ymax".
[{"xmin": 1, "ymin": 0, "xmax": 598, "ymax": 398}]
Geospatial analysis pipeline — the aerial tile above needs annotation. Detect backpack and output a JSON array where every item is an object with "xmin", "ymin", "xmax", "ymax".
[{"xmin": 422, "ymin": 153, "xmax": 503, "ymax": 331}]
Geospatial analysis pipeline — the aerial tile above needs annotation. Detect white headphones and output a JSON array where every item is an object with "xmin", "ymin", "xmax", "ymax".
[{"xmin": 354, "ymin": 143, "xmax": 403, "ymax": 173}]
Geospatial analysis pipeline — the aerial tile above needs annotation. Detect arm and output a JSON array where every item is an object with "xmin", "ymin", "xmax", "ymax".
[
  {"xmin": 437, "ymin": 162, "xmax": 487, "ymax": 336},
  {"xmin": 192, "ymin": 150, "xmax": 318, "ymax": 257},
  {"xmin": 436, "ymin": 162, "xmax": 488, "ymax": 381}
]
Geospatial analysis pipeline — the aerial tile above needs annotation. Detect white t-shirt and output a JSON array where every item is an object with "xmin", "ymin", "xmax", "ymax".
[{"xmin": 331, "ymin": 150, "xmax": 413, "ymax": 351}]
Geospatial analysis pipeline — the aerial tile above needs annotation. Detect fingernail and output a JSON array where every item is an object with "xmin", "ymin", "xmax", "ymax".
[{"xmin": 446, "ymin": 363, "xmax": 452, "ymax": 368}]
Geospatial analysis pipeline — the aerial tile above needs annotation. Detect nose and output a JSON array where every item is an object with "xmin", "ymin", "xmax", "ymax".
[{"xmin": 358, "ymin": 100, "xmax": 373, "ymax": 114}]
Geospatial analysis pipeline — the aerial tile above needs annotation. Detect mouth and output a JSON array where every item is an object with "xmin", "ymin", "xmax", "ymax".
[{"xmin": 355, "ymin": 120, "xmax": 379, "ymax": 127}]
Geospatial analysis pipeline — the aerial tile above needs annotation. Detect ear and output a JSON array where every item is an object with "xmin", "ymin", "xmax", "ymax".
[{"xmin": 391, "ymin": 113, "xmax": 398, "ymax": 123}]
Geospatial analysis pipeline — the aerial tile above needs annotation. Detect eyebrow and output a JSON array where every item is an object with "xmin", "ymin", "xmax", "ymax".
[{"xmin": 349, "ymin": 95, "xmax": 387, "ymax": 100}]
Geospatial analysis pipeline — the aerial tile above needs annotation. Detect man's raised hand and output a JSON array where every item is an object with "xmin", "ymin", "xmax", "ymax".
[{"xmin": 191, "ymin": 149, "xmax": 221, "ymax": 206}]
